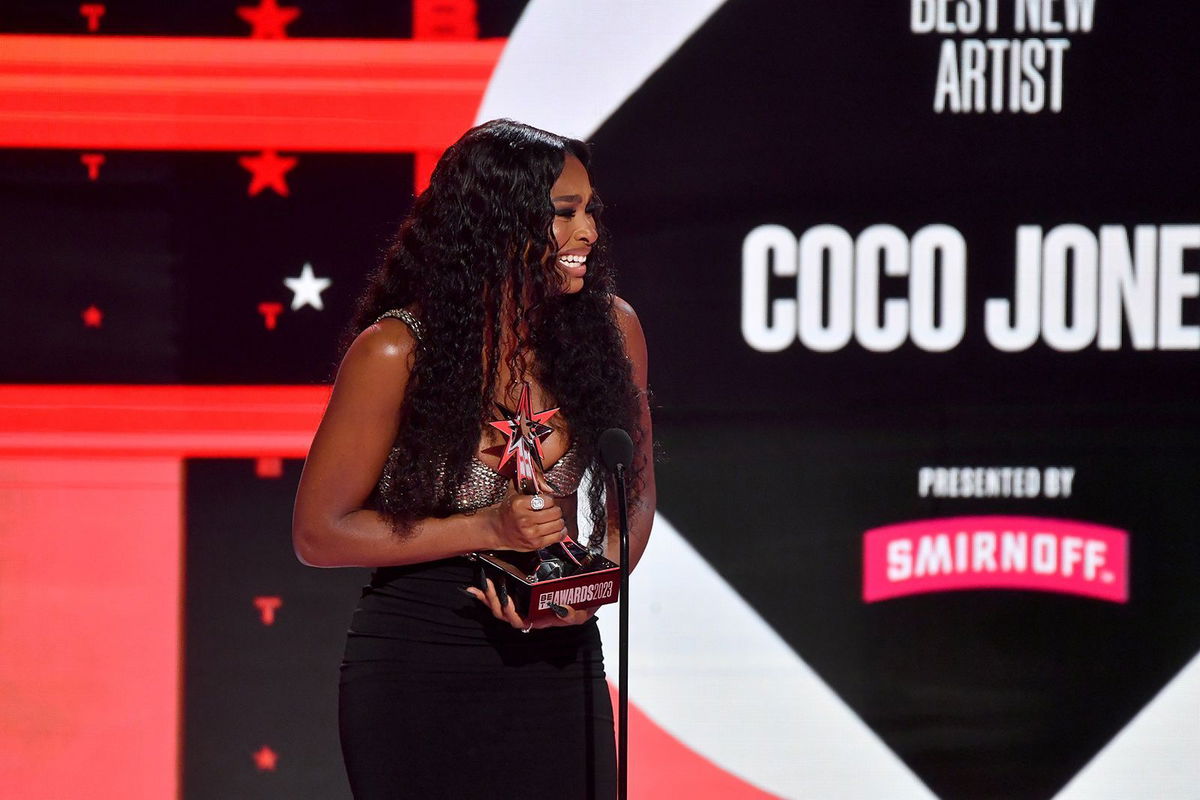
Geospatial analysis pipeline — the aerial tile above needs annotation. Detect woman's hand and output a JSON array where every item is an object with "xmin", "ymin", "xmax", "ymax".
[
  {"xmin": 464, "ymin": 576, "xmax": 596, "ymax": 631},
  {"xmin": 489, "ymin": 492, "xmax": 569, "ymax": 552}
]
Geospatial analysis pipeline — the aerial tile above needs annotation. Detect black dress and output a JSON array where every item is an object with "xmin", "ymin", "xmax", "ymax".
[
  {"xmin": 338, "ymin": 310, "xmax": 614, "ymax": 799},
  {"xmin": 338, "ymin": 558, "xmax": 616, "ymax": 799}
]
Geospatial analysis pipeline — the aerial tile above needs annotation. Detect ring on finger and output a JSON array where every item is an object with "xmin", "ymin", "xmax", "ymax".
[
  {"xmin": 529, "ymin": 493, "xmax": 545, "ymax": 511},
  {"xmin": 520, "ymin": 622, "xmax": 532, "ymax": 633}
]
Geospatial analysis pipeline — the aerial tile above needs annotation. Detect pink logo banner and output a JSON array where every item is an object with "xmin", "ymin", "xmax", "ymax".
[{"xmin": 863, "ymin": 516, "xmax": 1128, "ymax": 603}]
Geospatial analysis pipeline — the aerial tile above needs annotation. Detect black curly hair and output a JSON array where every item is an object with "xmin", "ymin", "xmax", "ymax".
[{"xmin": 344, "ymin": 119, "xmax": 644, "ymax": 548}]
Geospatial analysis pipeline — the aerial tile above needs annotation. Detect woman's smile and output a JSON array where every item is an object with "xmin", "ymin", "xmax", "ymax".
[{"xmin": 557, "ymin": 250, "xmax": 589, "ymax": 278}]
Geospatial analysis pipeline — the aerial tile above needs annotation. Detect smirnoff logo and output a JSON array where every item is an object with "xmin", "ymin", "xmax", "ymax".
[
  {"xmin": 863, "ymin": 516, "xmax": 1128, "ymax": 603},
  {"xmin": 537, "ymin": 580, "xmax": 615, "ymax": 610}
]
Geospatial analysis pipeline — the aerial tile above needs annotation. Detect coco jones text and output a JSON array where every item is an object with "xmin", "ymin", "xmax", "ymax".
[{"xmin": 741, "ymin": 223, "xmax": 1200, "ymax": 353}]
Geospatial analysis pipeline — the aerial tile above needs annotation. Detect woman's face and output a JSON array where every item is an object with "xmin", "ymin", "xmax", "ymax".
[{"xmin": 549, "ymin": 154, "xmax": 599, "ymax": 295}]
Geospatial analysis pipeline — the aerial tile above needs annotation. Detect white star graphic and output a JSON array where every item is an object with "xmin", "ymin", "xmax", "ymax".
[{"xmin": 284, "ymin": 262, "xmax": 331, "ymax": 311}]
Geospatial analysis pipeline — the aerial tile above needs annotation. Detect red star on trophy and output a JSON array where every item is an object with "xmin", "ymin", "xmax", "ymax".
[
  {"xmin": 489, "ymin": 382, "xmax": 558, "ymax": 495},
  {"xmin": 487, "ymin": 383, "xmax": 589, "ymax": 572}
]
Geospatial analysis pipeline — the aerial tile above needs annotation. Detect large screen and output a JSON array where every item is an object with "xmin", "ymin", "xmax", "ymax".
[{"xmin": 2, "ymin": 2, "xmax": 1197, "ymax": 798}]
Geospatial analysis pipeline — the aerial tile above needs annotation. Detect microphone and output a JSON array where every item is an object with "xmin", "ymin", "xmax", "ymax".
[
  {"xmin": 598, "ymin": 427, "xmax": 633, "ymax": 800},
  {"xmin": 599, "ymin": 427, "xmax": 634, "ymax": 472}
]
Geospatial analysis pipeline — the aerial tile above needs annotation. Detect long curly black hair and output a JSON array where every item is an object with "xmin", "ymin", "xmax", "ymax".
[{"xmin": 344, "ymin": 119, "xmax": 643, "ymax": 548}]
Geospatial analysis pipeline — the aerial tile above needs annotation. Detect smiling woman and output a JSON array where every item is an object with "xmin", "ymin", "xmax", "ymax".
[
  {"xmin": 291, "ymin": 119, "xmax": 656, "ymax": 799},
  {"xmin": 551, "ymin": 154, "xmax": 602, "ymax": 295}
]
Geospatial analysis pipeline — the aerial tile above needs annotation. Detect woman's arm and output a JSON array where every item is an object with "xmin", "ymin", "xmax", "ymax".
[
  {"xmin": 610, "ymin": 295, "xmax": 656, "ymax": 572},
  {"xmin": 292, "ymin": 320, "xmax": 567, "ymax": 568}
]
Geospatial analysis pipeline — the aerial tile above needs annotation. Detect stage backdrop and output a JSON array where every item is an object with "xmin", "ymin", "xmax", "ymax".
[{"xmin": 1, "ymin": 2, "xmax": 1197, "ymax": 799}]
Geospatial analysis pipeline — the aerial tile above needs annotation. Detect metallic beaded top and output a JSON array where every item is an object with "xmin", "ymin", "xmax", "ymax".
[
  {"xmin": 372, "ymin": 309, "xmax": 586, "ymax": 512},
  {"xmin": 374, "ymin": 307, "xmax": 426, "ymax": 340}
]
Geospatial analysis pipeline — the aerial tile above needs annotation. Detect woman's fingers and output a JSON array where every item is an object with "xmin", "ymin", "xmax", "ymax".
[
  {"xmin": 465, "ymin": 579, "xmax": 596, "ymax": 629},
  {"xmin": 528, "ymin": 490, "xmax": 556, "ymax": 511},
  {"xmin": 495, "ymin": 491, "xmax": 571, "ymax": 551},
  {"xmin": 535, "ymin": 519, "xmax": 568, "ymax": 538},
  {"xmin": 540, "ymin": 603, "xmax": 596, "ymax": 627},
  {"xmin": 506, "ymin": 529, "xmax": 565, "ymax": 552},
  {"xmin": 490, "ymin": 577, "xmax": 530, "ymax": 629},
  {"xmin": 501, "ymin": 519, "xmax": 567, "ymax": 552},
  {"xmin": 467, "ymin": 577, "xmax": 503, "ymax": 618},
  {"xmin": 465, "ymin": 578, "xmax": 531, "ymax": 630},
  {"xmin": 497, "ymin": 590, "xmax": 527, "ymax": 629},
  {"xmin": 463, "ymin": 585, "xmax": 487, "ymax": 611},
  {"xmin": 529, "ymin": 506, "xmax": 562, "ymax": 525}
]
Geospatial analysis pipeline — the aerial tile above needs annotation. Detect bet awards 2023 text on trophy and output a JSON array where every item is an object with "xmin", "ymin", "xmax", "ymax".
[{"xmin": 470, "ymin": 382, "xmax": 620, "ymax": 623}]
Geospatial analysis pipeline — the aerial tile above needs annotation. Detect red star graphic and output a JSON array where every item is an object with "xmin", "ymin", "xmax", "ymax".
[
  {"xmin": 253, "ymin": 745, "xmax": 278, "ymax": 771},
  {"xmin": 82, "ymin": 305, "xmax": 103, "ymax": 328},
  {"xmin": 237, "ymin": 0, "xmax": 301, "ymax": 39},
  {"xmin": 489, "ymin": 382, "xmax": 558, "ymax": 492},
  {"xmin": 238, "ymin": 150, "xmax": 297, "ymax": 197}
]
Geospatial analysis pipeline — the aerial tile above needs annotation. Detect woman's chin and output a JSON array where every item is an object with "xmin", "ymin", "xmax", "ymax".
[{"xmin": 552, "ymin": 274, "xmax": 585, "ymax": 295}]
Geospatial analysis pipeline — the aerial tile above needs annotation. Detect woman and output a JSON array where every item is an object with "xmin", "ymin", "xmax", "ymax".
[{"xmin": 292, "ymin": 119, "xmax": 655, "ymax": 799}]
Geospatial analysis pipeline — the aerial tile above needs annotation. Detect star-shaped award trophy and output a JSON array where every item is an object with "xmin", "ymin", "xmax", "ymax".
[
  {"xmin": 488, "ymin": 381, "xmax": 558, "ymax": 497},
  {"xmin": 469, "ymin": 381, "xmax": 621, "ymax": 623}
]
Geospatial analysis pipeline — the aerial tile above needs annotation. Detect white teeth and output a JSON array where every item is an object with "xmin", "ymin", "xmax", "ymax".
[{"xmin": 558, "ymin": 255, "xmax": 587, "ymax": 264}]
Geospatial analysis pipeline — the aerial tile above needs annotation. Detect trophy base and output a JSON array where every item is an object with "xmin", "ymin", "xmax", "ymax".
[{"xmin": 471, "ymin": 548, "xmax": 620, "ymax": 623}]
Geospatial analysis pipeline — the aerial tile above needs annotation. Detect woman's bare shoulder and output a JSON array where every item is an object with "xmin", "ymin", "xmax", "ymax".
[
  {"xmin": 354, "ymin": 317, "xmax": 419, "ymax": 358},
  {"xmin": 334, "ymin": 318, "xmax": 419, "ymax": 398},
  {"xmin": 610, "ymin": 294, "xmax": 645, "ymax": 345},
  {"xmin": 610, "ymin": 294, "xmax": 648, "ymax": 383},
  {"xmin": 611, "ymin": 293, "xmax": 638, "ymax": 320}
]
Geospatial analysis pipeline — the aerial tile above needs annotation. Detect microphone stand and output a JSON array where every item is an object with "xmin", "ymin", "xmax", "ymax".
[{"xmin": 614, "ymin": 461, "xmax": 630, "ymax": 800}]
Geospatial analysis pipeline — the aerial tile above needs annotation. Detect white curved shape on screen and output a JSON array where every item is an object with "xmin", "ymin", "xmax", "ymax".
[
  {"xmin": 597, "ymin": 513, "xmax": 936, "ymax": 800},
  {"xmin": 475, "ymin": 0, "xmax": 728, "ymax": 138},
  {"xmin": 1052, "ymin": 651, "xmax": 1200, "ymax": 799}
]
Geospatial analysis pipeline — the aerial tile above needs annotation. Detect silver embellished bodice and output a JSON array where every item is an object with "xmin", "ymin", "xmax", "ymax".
[
  {"xmin": 377, "ymin": 444, "xmax": 586, "ymax": 513},
  {"xmin": 372, "ymin": 308, "xmax": 586, "ymax": 512},
  {"xmin": 374, "ymin": 307, "xmax": 426, "ymax": 340}
]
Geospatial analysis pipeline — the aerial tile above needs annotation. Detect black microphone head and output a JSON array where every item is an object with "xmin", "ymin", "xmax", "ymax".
[{"xmin": 598, "ymin": 427, "xmax": 634, "ymax": 470}]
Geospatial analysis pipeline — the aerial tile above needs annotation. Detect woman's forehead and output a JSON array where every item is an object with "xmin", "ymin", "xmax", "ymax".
[{"xmin": 552, "ymin": 154, "xmax": 591, "ymax": 196}]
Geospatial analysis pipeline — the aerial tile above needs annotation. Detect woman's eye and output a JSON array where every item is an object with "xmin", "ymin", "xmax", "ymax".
[{"xmin": 555, "ymin": 208, "xmax": 574, "ymax": 218}]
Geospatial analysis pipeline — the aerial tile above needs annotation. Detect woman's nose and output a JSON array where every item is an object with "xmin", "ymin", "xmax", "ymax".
[{"xmin": 576, "ymin": 218, "xmax": 596, "ymax": 244}]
